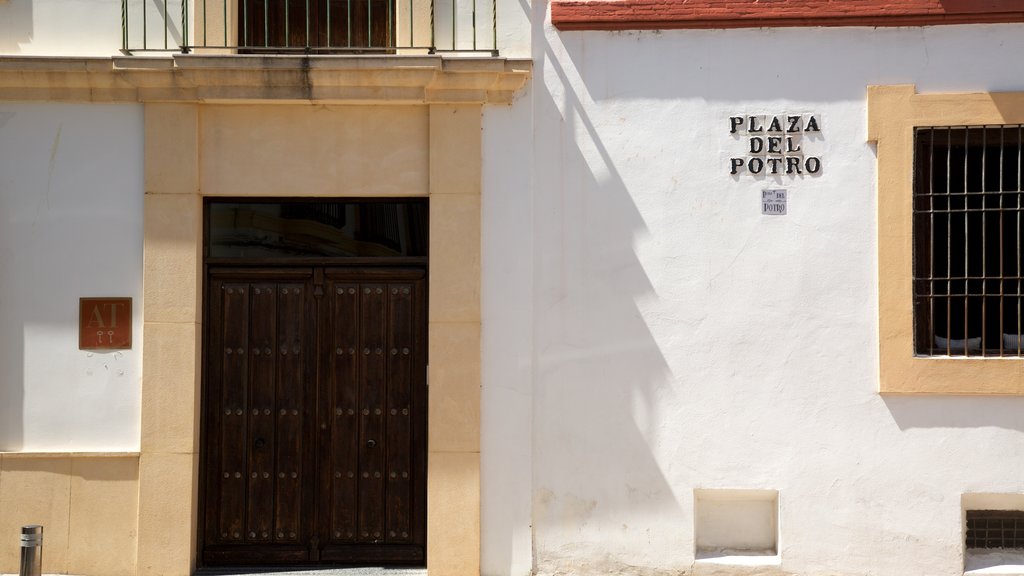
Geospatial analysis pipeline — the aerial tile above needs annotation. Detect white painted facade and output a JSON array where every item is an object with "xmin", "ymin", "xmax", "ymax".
[
  {"xmin": 479, "ymin": 18, "xmax": 1024, "ymax": 576},
  {"xmin": 0, "ymin": 0, "xmax": 125, "ymax": 56},
  {"xmin": 0, "ymin": 103, "xmax": 144, "ymax": 452}
]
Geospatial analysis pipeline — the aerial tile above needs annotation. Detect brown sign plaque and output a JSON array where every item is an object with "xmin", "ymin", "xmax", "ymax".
[{"xmin": 79, "ymin": 298, "xmax": 132, "ymax": 350}]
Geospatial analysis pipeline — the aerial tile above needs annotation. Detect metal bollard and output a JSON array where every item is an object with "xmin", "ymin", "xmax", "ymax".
[{"xmin": 19, "ymin": 525, "xmax": 42, "ymax": 576}]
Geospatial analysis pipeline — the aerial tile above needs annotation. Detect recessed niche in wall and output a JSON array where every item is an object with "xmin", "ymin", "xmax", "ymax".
[
  {"xmin": 694, "ymin": 489, "xmax": 779, "ymax": 564},
  {"xmin": 963, "ymin": 493, "xmax": 1024, "ymax": 575}
]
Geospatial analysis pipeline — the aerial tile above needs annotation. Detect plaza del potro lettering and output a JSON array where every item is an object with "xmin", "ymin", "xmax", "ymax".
[{"xmin": 729, "ymin": 114, "xmax": 823, "ymax": 176}]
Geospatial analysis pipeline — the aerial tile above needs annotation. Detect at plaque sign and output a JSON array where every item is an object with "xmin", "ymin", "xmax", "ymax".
[{"xmin": 79, "ymin": 298, "xmax": 132, "ymax": 350}]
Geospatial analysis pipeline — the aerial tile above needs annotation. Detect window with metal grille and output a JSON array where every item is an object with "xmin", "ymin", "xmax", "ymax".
[
  {"xmin": 239, "ymin": 0, "xmax": 393, "ymax": 52},
  {"xmin": 913, "ymin": 125, "xmax": 1024, "ymax": 357},
  {"xmin": 966, "ymin": 510, "xmax": 1024, "ymax": 549}
]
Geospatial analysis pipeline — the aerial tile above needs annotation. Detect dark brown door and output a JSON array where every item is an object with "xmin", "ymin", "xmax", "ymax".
[
  {"xmin": 239, "ymin": 0, "xmax": 393, "ymax": 50},
  {"xmin": 201, "ymin": 267, "xmax": 426, "ymax": 566}
]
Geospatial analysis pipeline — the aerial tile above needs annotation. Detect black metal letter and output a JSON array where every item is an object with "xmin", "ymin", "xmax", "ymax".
[
  {"xmin": 786, "ymin": 157, "xmax": 802, "ymax": 174},
  {"xmin": 787, "ymin": 115, "xmax": 802, "ymax": 133},
  {"xmin": 730, "ymin": 158, "xmax": 745, "ymax": 175}
]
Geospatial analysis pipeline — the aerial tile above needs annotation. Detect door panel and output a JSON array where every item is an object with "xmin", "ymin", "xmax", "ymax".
[
  {"xmin": 246, "ymin": 282, "xmax": 276, "ymax": 544},
  {"xmin": 272, "ymin": 281, "xmax": 313, "ymax": 547},
  {"xmin": 357, "ymin": 282, "xmax": 387, "ymax": 543},
  {"xmin": 214, "ymin": 282, "xmax": 250, "ymax": 544},
  {"xmin": 202, "ymin": 267, "xmax": 425, "ymax": 566},
  {"xmin": 318, "ymin": 269, "xmax": 426, "ymax": 562},
  {"xmin": 326, "ymin": 282, "xmax": 361, "ymax": 543},
  {"xmin": 384, "ymin": 281, "xmax": 414, "ymax": 543},
  {"xmin": 204, "ymin": 272, "xmax": 316, "ymax": 563}
]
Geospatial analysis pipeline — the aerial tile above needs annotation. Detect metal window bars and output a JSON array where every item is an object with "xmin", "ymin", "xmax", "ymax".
[
  {"xmin": 966, "ymin": 510, "xmax": 1024, "ymax": 550},
  {"xmin": 913, "ymin": 125, "xmax": 1024, "ymax": 357},
  {"xmin": 121, "ymin": 0, "xmax": 498, "ymax": 55}
]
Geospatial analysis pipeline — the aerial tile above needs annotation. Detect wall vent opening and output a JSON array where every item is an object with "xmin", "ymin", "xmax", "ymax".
[
  {"xmin": 693, "ymin": 489, "xmax": 779, "ymax": 565},
  {"xmin": 962, "ymin": 494, "xmax": 1024, "ymax": 575}
]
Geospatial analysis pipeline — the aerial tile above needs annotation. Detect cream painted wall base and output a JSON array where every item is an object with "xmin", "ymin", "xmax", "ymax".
[{"xmin": 0, "ymin": 454, "xmax": 139, "ymax": 576}]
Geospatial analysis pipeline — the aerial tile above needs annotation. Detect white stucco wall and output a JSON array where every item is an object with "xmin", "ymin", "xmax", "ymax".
[
  {"xmin": 495, "ymin": 0, "xmax": 531, "ymax": 58},
  {"xmin": 0, "ymin": 0, "xmax": 126, "ymax": 56},
  {"xmin": 478, "ymin": 19, "xmax": 1024, "ymax": 576},
  {"xmin": 0, "ymin": 103, "xmax": 144, "ymax": 452},
  {"xmin": 482, "ymin": 87, "xmax": 535, "ymax": 576}
]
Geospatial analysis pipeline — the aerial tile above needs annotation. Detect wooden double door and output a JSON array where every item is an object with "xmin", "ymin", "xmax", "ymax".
[{"xmin": 201, "ymin": 267, "xmax": 426, "ymax": 566}]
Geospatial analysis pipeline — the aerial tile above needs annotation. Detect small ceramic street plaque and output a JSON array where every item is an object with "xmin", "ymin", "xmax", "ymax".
[
  {"xmin": 762, "ymin": 189, "xmax": 787, "ymax": 215},
  {"xmin": 79, "ymin": 298, "xmax": 132, "ymax": 350}
]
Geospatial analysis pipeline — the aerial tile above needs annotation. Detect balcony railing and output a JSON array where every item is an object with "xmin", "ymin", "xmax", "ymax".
[{"xmin": 121, "ymin": 0, "xmax": 498, "ymax": 55}]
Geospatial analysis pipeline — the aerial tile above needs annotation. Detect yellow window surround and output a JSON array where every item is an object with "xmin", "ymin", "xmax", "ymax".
[{"xmin": 869, "ymin": 84, "xmax": 1024, "ymax": 394}]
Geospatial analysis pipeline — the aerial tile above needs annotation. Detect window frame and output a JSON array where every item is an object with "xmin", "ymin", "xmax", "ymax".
[{"xmin": 869, "ymin": 85, "xmax": 1024, "ymax": 395}]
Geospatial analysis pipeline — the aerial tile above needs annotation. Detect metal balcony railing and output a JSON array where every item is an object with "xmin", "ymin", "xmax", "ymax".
[{"xmin": 121, "ymin": 0, "xmax": 498, "ymax": 55}]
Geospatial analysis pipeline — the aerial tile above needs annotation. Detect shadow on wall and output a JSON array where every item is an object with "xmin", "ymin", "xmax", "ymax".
[
  {"xmin": 0, "ymin": 111, "xmax": 24, "ymax": 451},
  {"xmin": 558, "ymin": 25, "xmax": 1024, "ymax": 104},
  {"xmin": 0, "ymin": 0, "xmax": 33, "ymax": 55},
  {"xmin": 992, "ymin": 91, "xmax": 1024, "ymax": 120},
  {"xmin": 884, "ymin": 396, "xmax": 1024, "ymax": 432},
  {"xmin": 558, "ymin": 27, "xmax": 885, "ymax": 103},
  {"xmin": 530, "ymin": 31, "xmax": 684, "ymax": 574},
  {"xmin": 0, "ymin": 330, "xmax": 24, "ymax": 452}
]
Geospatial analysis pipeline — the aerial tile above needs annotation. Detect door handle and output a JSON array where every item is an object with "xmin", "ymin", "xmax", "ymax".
[
  {"xmin": 366, "ymin": 439, "xmax": 376, "ymax": 449},
  {"xmin": 254, "ymin": 437, "xmax": 266, "ymax": 449}
]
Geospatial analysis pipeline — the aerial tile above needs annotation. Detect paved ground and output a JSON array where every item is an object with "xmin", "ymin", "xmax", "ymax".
[
  {"xmin": 193, "ymin": 565, "xmax": 425, "ymax": 569},
  {"xmin": 2, "ymin": 565, "xmax": 425, "ymax": 569}
]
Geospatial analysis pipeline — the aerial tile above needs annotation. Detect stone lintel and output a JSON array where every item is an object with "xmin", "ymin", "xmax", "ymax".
[{"xmin": 0, "ymin": 55, "xmax": 531, "ymax": 105}]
